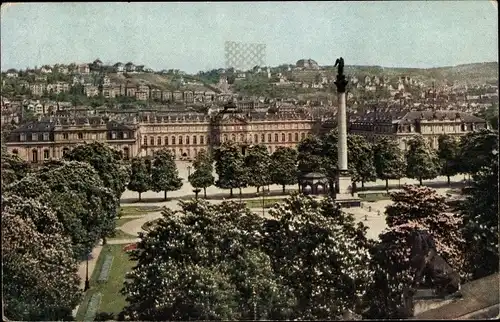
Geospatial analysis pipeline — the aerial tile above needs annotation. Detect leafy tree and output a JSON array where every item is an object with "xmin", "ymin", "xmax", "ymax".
[
  {"xmin": 188, "ymin": 150, "xmax": 214, "ymax": 198},
  {"xmin": 263, "ymin": 194, "xmax": 373, "ymax": 319},
  {"xmin": 26, "ymin": 161, "xmax": 119, "ymax": 258},
  {"xmin": 2, "ymin": 195, "xmax": 82, "ymax": 321},
  {"xmin": 214, "ymin": 141, "xmax": 247, "ymax": 197},
  {"xmin": 297, "ymin": 135, "xmax": 325, "ymax": 175},
  {"xmin": 405, "ymin": 135, "xmax": 440, "ymax": 185},
  {"xmin": 244, "ymin": 144, "xmax": 271, "ymax": 192},
  {"xmin": 1, "ymin": 152, "xmax": 29, "ymax": 187},
  {"xmin": 374, "ymin": 137, "xmax": 406, "ymax": 191},
  {"xmin": 121, "ymin": 200, "xmax": 293, "ymax": 321},
  {"xmin": 348, "ymin": 135, "xmax": 376, "ymax": 189},
  {"xmin": 151, "ymin": 149, "xmax": 182, "ymax": 200},
  {"xmin": 63, "ymin": 142, "xmax": 129, "ymax": 199},
  {"xmin": 460, "ymin": 152, "xmax": 498, "ymax": 280},
  {"xmin": 270, "ymin": 146, "xmax": 298, "ymax": 193},
  {"xmin": 437, "ymin": 134, "xmax": 460, "ymax": 185},
  {"xmin": 458, "ymin": 128, "xmax": 498, "ymax": 175},
  {"xmin": 127, "ymin": 157, "xmax": 151, "ymax": 201},
  {"xmin": 363, "ymin": 185, "xmax": 465, "ymax": 319}
]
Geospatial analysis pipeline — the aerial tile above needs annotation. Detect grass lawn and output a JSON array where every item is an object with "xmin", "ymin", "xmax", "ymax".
[
  {"xmin": 244, "ymin": 197, "xmax": 286, "ymax": 209},
  {"xmin": 116, "ymin": 217, "xmax": 140, "ymax": 228},
  {"xmin": 110, "ymin": 229, "xmax": 137, "ymax": 240},
  {"xmin": 119, "ymin": 206, "xmax": 163, "ymax": 217},
  {"xmin": 76, "ymin": 244, "xmax": 137, "ymax": 321},
  {"xmin": 359, "ymin": 193, "xmax": 391, "ymax": 202}
]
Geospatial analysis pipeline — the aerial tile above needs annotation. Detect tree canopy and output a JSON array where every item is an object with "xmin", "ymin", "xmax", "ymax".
[
  {"xmin": 269, "ymin": 146, "xmax": 298, "ymax": 192},
  {"xmin": 214, "ymin": 141, "xmax": 247, "ymax": 197},
  {"xmin": 374, "ymin": 137, "xmax": 405, "ymax": 190},
  {"xmin": 405, "ymin": 135, "xmax": 440, "ymax": 185},
  {"xmin": 150, "ymin": 149, "xmax": 183, "ymax": 200},
  {"xmin": 244, "ymin": 144, "xmax": 271, "ymax": 192}
]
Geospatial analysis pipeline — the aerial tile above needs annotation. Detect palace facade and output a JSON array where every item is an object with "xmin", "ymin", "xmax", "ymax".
[
  {"xmin": 349, "ymin": 109, "xmax": 488, "ymax": 150},
  {"xmin": 6, "ymin": 109, "xmax": 317, "ymax": 163}
]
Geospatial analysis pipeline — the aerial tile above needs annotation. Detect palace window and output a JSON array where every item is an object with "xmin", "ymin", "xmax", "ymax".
[
  {"xmin": 150, "ymin": 137, "xmax": 155, "ymax": 146},
  {"xmin": 231, "ymin": 134, "xmax": 236, "ymax": 142},
  {"xmin": 123, "ymin": 132, "xmax": 128, "ymax": 139},
  {"xmin": 43, "ymin": 132, "xmax": 49, "ymax": 141},
  {"xmin": 63, "ymin": 133, "xmax": 69, "ymax": 140},
  {"xmin": 200, "ymin": 135, "xmax": 204, "ymax": 144},
  {"xmin": 254, "ymin": 134, "xmax": 258, "ymax": 143},
  {"xmin": 301, "ymin": 133, "xmax": 305, "ymax": 139},
  {"xmin": 62, "ymin": 147, "xmax": 69, "ymax": 156},
  {"xmin": 295, "ymin": 133, "xmax": 299, "ymax": 141},
  {"xmin": 20, "ymin": 133, "xmax": 26, "ymax": 141},
  {"xmin": 268, "ymin": 133, "xmax": 272, "ymax": 142},
  {"xmin": 32, "ymin": 149, "xmax": 38, "ymax": 163},
  {"xmin": 288, "ymin": 133, "xmax": 292, "ymax": 142},
  {"xmin": 193, "ymin": 136, "xmax": 197, "ymax": 144},
  {"xmin": 172, "ymin": 136, "xmax": 176, "ymax": 145},
  {"xmin": 240, "ymin": 134, "xmax": 244, "ymax": 142},
  {"xmin": 123, "ymin": 147, "xmax": 130, "ymax": 160},
  {"xmin": 274, "ymin": 133, "xmax": 279, "ymax": 142},
  {"xmin": 157, "ymin": 136, "xmax": 162, "ymax": 145},
  {"xmin": 111, "ymin": 132, "xmax": 117, "ymax": 139},
  {"xmin": 178, "ymin": 136, "xmax": 183, "ymax": 145},
  {"xmin": 32, "ymin": 133, "xmax": 38, "ymax": 141},
  {"xmin": 281, "ymin": 133, "xmax": 285, "ymax": 142},
  {"xmin": 261, "ymin": 134, "xmax": 265, "ymax": 143},
  {"xmin": 164, "ymin": 136, "xmax": 169, "ymax": 145},
  {"xmin": 143, "ymin": 136, "xmax": 148, "ymax": 145},
  {"xmin": 78, "ymin": 133, "xmax": 83, "ymax": 139},
  {"xmin": 43, "ymin": 149, "xmax": 50, "ymax": 160},
  {"xmin": 186, "ymin": 136, "xmax": 190, "ymax": 145}
]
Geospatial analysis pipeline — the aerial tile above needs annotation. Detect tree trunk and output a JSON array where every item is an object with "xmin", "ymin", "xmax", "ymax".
[
  {"xmin": 361, "ymin": 180, "xmax": 365, "ymax": 189},
  {"xmin": 385, "ymin": 179, "xmax": 389, "ymax": 192},
  {"xmin": 102, "ymin": 237, "xmax": 107, "ymax": 245},
  {"xmin": 282, "ymin": 185, "xmax": 286, "ymax": 193},
  {"xmin": 447, "ymin": 175, "xmax": 451, "ymax": 186},
  {"xmin": 203, "ymin": 187, "xmax": 207, "ymax": 198},
  {"xmin": 419, "ymin": 177, "xmax": 423, "ymax": 186},
  {"xmin": 230, "ymin": 188, "xmax": 234, "ymax": 198},
  {"xmin": 164, "ymin": 190, "xmax": 167, "ymax": 201},
  {"xmin": 352, "ymin": 182, "xmax": 357, "ymax": 193},
  {"xmin": 138, "ymin": 192, "xmax": 142, "ymax": 202},
  {"xmin": 239, "ymin": 188, "xmax": 242, "ymax": 196},
  {"xmin": 257, "ymin": 186, "xmax": 260, "ymax": 193}
]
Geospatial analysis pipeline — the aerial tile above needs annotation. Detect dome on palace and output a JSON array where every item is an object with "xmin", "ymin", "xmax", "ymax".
[{"xmin": 296, "ymin": 59, "xmax": 320, "ymax": 70}]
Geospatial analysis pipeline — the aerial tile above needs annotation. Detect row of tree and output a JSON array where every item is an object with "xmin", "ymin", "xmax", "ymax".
[
  {"xmin": 2, "ymin": 142, "xmax": 130, "ymax": 321},
  {"xmin": 126, "ymin": 128, "xmax": 497, "ymax": 200}
]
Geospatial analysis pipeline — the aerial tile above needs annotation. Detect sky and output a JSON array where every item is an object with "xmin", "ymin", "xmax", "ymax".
[{"xmin": 1, "ymin": 2, "xmax": 498, "ymax": 73}]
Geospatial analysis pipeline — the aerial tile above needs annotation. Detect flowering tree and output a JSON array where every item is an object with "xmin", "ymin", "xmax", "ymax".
[
  {"xmin": 363, "ymin": 185, "xmax": 465, "ymax": 319},
  {"xmin": 2, "ymin": 196, "xmax": 81, "ymax": 321}
]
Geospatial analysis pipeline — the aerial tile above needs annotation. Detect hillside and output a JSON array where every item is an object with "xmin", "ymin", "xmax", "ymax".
[{"xmin": 107, "ymin": 73, "xmax": 217, "ymax": 92}]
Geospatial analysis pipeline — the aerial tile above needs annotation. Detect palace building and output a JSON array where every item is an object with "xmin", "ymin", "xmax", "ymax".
[{"xmin": 6, "ymin": 107, "xmax": 317, "ymax": 164}]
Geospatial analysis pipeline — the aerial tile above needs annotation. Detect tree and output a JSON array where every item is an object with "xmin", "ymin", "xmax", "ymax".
[
  {"xmin": 188, "ymin": 150, "xmax": 214, "ymax": 198},
  {"xmin": 405, "ymin": 135, "xmax": 440, "ymax": 185},
  {"xmin": 262, "ymin": 194, "xmax": 373, "ymax": 319},
  {"xmin": 297, "ymin": 135, "xmax": 326, "ymax": 175},
  {"xmin": 270, "ymin": 146, "xmax": 298, "ymax": 193},
  {"xmin": 121, "ymin": 200, "xmax": 294, "ymax": 321},
  {"xmin": 150, "ymin": 149, "xmax": 182, "ymax": 200},
  {"xmin": 33, "ymin": 161, "xmax": 119, "ymax": 258},
  {"xmin": 63, "ymin": 142, "xmax": 129, "ymax": 199},
  {"xmin": 374, "ymin": 137, "xmax": 405, "ymax": 191},
  {"xmin": 363, "ymin": 185, "xmax": 465, "ymax": 319},
  {"xmin": 460, "ymin": 152, "xmax": 498, "ymax": 280},
  {"xmin": 2, "ymin": 195, "xmax": 82, "ymax": 321},
  {"xmin": 127, "ymin": 157, "xmax": 151, "ymax": 201},
  {"xmin": 244, "ymin": 144, "xmax": 271, "ymax": 192},
  {"xmin": 1, "ymin": 152, "xmax": 29, "ymax": 188},
  {"xmin": 348, "ymin": 135, "xmax": 377, "ymax": 189},
  {"xmin": 437, "ymin": 134, "xmax": 460, "ymax": 185},
  {"xmin": 214, "ymin": 141, "xmax": 247, "ymax": 198},
  {"xmin": 458, "ymin": 129, "xmax": 498, "ymax": 175}
]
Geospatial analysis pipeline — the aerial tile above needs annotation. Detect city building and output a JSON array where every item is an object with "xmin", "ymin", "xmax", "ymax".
[
  {"xmin": 6, "ymin": 108, "xmax": 317, "ymax": 163},
  {"xmin": 349, "ymin": 109, "xmax": 488, "ymax": 150}
]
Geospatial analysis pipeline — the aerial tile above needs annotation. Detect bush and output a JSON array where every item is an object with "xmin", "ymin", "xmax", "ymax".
[
  {"xmin": 84, "ymin": 292, "xmax": 102, "ymax": 321},
  {"xmin": 97, "ymin": 255, "xmax": 114, "ymax": 283}
]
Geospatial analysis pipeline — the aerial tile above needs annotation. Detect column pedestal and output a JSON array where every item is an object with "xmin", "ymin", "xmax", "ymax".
[{"xmin": 336, "ymin": 170, "xmax": 359, "ymax": 201}]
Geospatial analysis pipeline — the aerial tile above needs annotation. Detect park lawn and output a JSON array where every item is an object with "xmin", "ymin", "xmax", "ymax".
[
  {"xmin": 244, "ymin": 197, "xmax": 286, "ymax": 209},
  {"xmin": 119, "ymin": 205, "xmax": 163, "ymax": 217},
  {"xmin": 359, "ymin": 192, "xmax": 391, "ymax": 202},
  {"xmin": 76, "ymin": 244, "xmax": 137, "ymax": 321},
  {"xmin": 116, "ymin": 217, "xmax": 139, "ymax": 228},
  {"xmin": 110, "ymin": 229, "xmax": 137, "ymax": 240}
]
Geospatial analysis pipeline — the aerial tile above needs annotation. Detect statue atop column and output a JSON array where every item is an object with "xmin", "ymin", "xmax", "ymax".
[{"xmin": 334, "ymin": 57, "xmax": 348, "ymax": 93}]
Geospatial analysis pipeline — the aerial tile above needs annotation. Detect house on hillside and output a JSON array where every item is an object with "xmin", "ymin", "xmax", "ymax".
[
  {"xmin": 125, "ymin": 62, "xmax": 136, "ymax": 73},
  {"xmin": 135, "ymin": 65, "xmax": 145, "ymax": 73},
  {"xmin": 40, "ymin": 65, "xmax": 53, "ymax": 74},
  {"xmin": 93, "ymin": 59, "xmax": 103, "ymax": 68},
  {"xmin": 78, "ymin": 64, "xmax": 90, "ymax": 75},
  {"xmin": 114, "ymin": 62, "xmax": 124, "ymax": 73},
  {"xmin": 6, "ymin": 69, "xmax": 18, "ymax": 78}
]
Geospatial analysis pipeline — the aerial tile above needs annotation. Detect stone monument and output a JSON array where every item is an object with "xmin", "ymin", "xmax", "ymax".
[{"xmin": 333, "ymin": 57, "xmax": 360, "ymax": 205}]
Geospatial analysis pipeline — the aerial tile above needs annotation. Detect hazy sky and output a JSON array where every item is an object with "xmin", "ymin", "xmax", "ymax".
[{"xmin": 1, "ymin": 2, "xmax": 498, "ymax": 73}]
